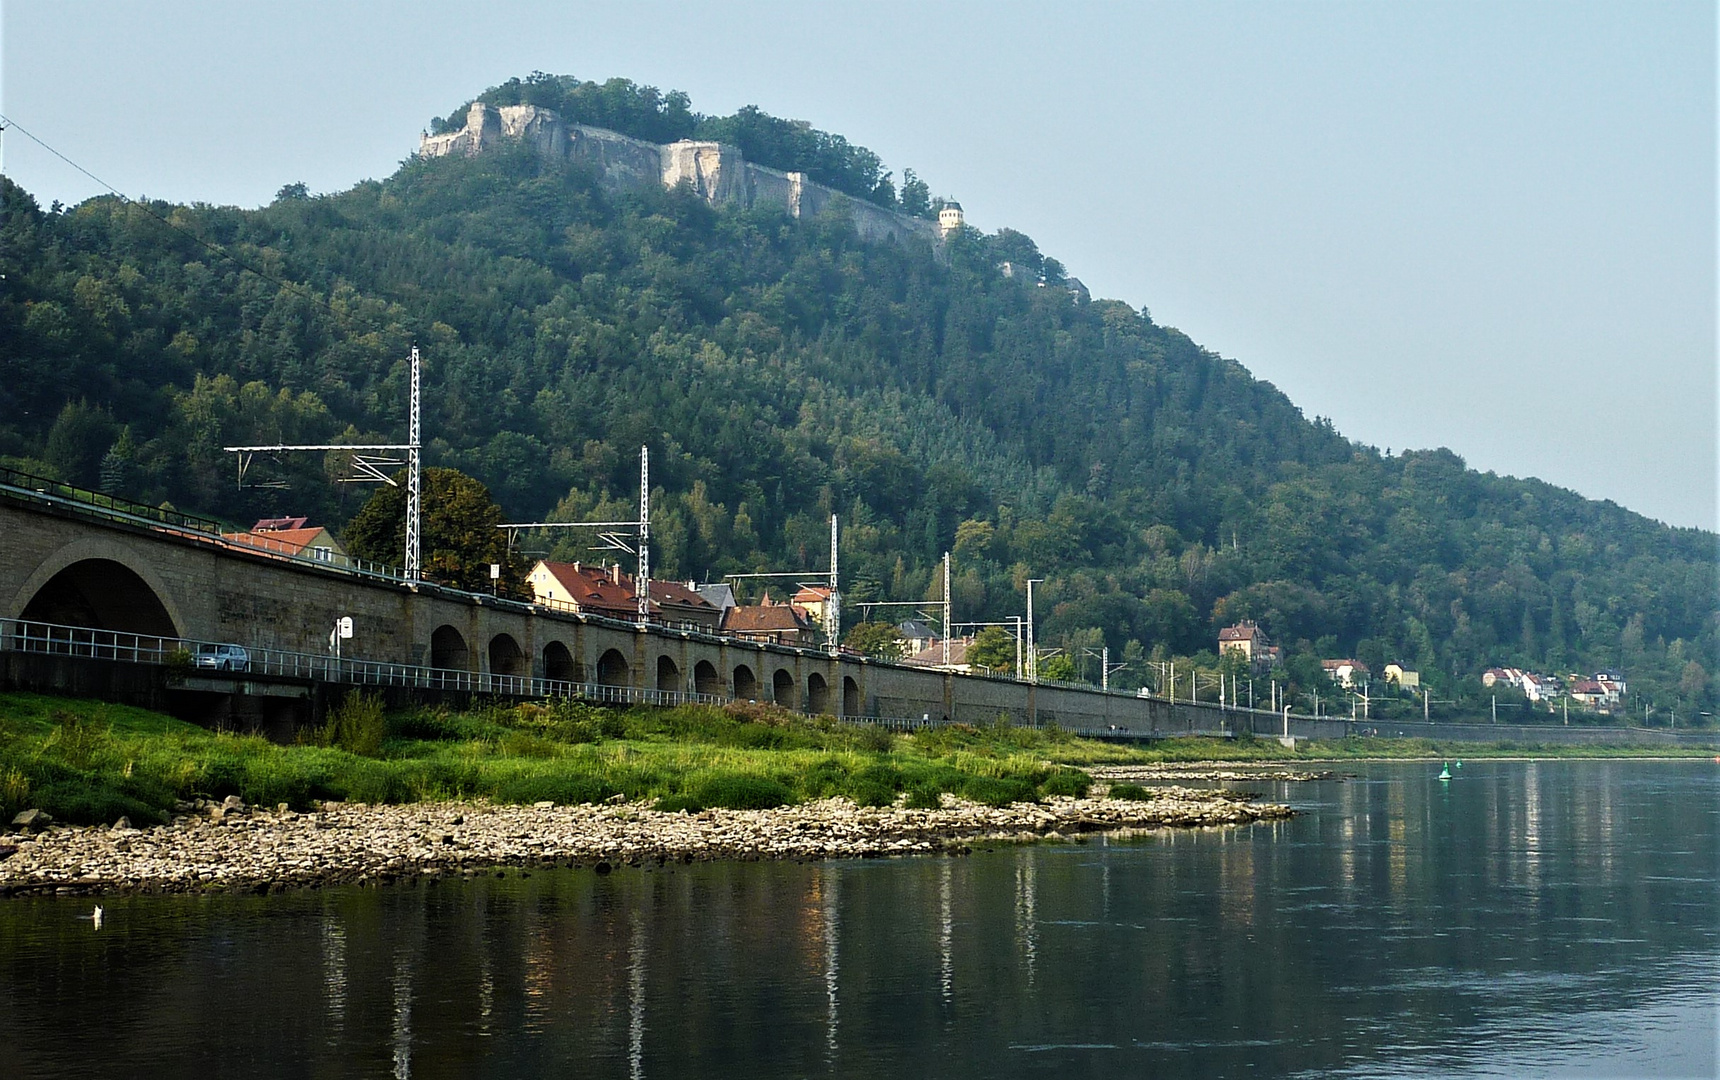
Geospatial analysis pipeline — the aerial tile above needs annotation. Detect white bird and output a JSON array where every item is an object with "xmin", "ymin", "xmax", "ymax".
[{"xmin": 91, "ymin": 905, "xmax": 103, "ymax": 929}]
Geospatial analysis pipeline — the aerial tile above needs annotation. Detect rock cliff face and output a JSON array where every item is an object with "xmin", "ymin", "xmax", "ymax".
[{"xmin": 420, "ymin": 103, "xmax": 938, "ymax": 246}]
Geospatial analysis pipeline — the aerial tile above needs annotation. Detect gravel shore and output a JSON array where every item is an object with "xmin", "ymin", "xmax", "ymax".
[{"xmin": 0, "ymin": 786, "xmax": 1292, "ymax": 898}]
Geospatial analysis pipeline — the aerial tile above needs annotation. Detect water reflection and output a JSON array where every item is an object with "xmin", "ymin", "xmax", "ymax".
[
  {"xmin": 0, "ymin": 762, "xmax": 1714, "ymax": 1079},
  {"xmin": 815, "ymin": 865, "xmax": 839, "ymax": 1066},
  {"xmin": 627, "ymin": 912, "xmax": 645, "ymax": 1080},
  {"xmin": 938, "ymin": 860, "xmax": 952, "ymax": 1006}
]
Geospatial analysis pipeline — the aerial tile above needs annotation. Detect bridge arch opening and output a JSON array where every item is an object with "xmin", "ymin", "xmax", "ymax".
[
  {"xmin": 20, "ymin": 558, "xmax": 179, "ymax": 638},
  {"xmin": 430, "ymin": 625, "xmax": 469, "ymax": 670},
  {"xmin": 597, "ymin": 649, "xmax": 630, "ymax": 687},
  {"xmin": 543, "ymin": 640, "xmax": 578, "ymax": 683},
  {"xmin": 694, "ymin": 660, "xmax": 722, "ymax": 697},
  {"xmin": 772, "ymin": 668, "xmax": 796, "ymax": 708},
  {"xmin": 656, "ymin": 655, "xmax": 680, "ymax": 693},
  {"xmin": 488, "ymin": 633, "xmax": 528, "ymax": 677},
  {"xmin": 734, "ymin": 664, "xmax": 760, "ymax": 701},
  {"xmin": 843, "ymin": 676, "xmax": 861, "ymax": 717},
  {"xmin": 808, "ymin": 672, "xmax": 831, "ymax": 715}
]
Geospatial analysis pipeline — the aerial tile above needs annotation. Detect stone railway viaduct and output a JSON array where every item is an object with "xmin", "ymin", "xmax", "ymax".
[{"xmin": 0, "ymin": 489, "xmax": 1200, "ymax": 733}]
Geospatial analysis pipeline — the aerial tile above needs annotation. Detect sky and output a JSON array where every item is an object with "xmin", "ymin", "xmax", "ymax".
[{"xmin": 3, "ymin": 1, "xmax": 1714, "ymax": 530}]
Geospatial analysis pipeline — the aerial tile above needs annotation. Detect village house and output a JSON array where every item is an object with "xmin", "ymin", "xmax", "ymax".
[
  {"xmin": 529, "ymin": 560, "xmax": 641, "ymax": 620},
  {"xmin": 895, "ymin": 619, "xmax": 939, "ymax": 657},
  {"xmin": 1217, "ymin": 620, "xmax": 1282, "ymax": 670},
  {"xmin": 1321, "ymin": 658, "xmax": 1370, "ymax": 689},
  {"xmin": 901, "ymin": 635, "xmax": 976, "ymax": 674},
  {"xmin": 527, "ymin": 561, "xmax": 720, "ymax": 629},
  {"xmin": 222, "ymin": 516, "xmax": 347, "ymax": 564},
  {"xmin": 1382, "ymin": 663, "xmax": 1420, "ymax": 691},
  {"xmin": 694, "ymin": 582, "xmax": 738, "ymax": 615},
  {"xmin": 720, "ymin": 592, "xmax": 821, "ymax": 647},
  {"xmin": 790, "ymin": 585, "xmax": 836, "ymax": 631},
  {"xmin": 1481, "ymin": 666, "xmax": 1566, "ymax": 704}
]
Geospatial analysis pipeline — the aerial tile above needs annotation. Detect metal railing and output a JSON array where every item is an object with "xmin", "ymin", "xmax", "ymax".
[{"xmin": 2, "ymin": 617, "xmax": 808, "ymax": 715}]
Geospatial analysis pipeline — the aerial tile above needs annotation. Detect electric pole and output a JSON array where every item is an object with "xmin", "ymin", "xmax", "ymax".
[
  {"xmin": 942, "ymin": 551, "xmax": 952, "ymax": 668},
  {"xmin": 1025, "ymin": 578, "xmax": 1043, "ymax": 683},
  {"xmin": 405, "ymin": 346, "xmax": 422, "ymax": 580},
  {"xmin": 827, "ymin": 514, "xmax": 841, "ymax": 656},
  {"xmin": 637, "ymin": 445, "xmax": 650, "ymax": 624}
]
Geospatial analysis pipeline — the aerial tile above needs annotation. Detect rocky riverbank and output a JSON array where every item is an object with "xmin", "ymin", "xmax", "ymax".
[{"xmin": 0, "ymin": 787, "xmax": 1292, "ymax": 898}]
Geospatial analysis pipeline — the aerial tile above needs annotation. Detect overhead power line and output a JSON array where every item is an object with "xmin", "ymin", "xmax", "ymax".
[{"xmin": 0, "ymin": 110, "xmax": 350, "ymax": 324}]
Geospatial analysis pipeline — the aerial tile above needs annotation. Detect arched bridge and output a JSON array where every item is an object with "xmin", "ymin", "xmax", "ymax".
[{"xmin": 0, "ymin": 469, "xmax": 1244, "ymax": 737}]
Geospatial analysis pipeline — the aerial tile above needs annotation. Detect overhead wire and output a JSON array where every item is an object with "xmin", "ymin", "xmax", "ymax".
[{"xmin": 0, "ymin": 109, "xmax": 354, "ymax": 324}]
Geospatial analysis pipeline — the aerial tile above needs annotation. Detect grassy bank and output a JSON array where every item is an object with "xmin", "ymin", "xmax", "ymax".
[
  {"xmin": 0, "ymin": 692, "xmax": 1111, "ymax": 826},
  {"xmin": 1, "ymin": 692, "xmax": 1710, "ymax": 827}
]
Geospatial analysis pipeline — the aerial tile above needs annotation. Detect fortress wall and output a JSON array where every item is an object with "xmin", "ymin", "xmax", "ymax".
[
  {"xmin": 418, "ymin": 103, "xmax": 937, "ymax": 248},
  {"xmin": 566, "ymin": 125, "xmax": 665, "ymax": 191},
  {"xmin": 660, "ymin": 141, "xmax": 747, "ymax": 205}
]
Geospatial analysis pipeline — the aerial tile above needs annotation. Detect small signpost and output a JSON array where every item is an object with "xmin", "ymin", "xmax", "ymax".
[{"xmin": 330, "ymin": 616, "xmax": 353, "ymax": 678}]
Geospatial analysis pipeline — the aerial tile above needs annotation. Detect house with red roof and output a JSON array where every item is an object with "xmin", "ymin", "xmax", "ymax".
[
  {"xmin": 720, "ymin": 592, "xmax": 820, "ymax": 647},
  {"xmin": 223, "ymin": 516, "xmax": 347, "ymax": 564},
  {"xmin": 528, "ymin": 561, "xmax": 721, "ymax": 628},
  {"xmin": 1218, "ymin": 620, "xmax": 1282, "ymax": 670}
]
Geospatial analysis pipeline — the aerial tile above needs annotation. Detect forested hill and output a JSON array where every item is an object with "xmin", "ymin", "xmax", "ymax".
[{"xmin": 0, "ymin": 80, "xmax": 1713, "ymax": 718}]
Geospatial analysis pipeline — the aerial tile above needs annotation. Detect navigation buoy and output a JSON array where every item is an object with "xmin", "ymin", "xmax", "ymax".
[
  {"xmin": 1437, "ymin": 763, "xmax": 1452, "ymax": 782},
  {"xmin": 1454, "ymin": 760, "xmax": 1463, "ymax": 769}
]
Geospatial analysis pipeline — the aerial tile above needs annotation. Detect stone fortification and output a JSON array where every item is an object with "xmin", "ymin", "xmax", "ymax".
[{"xmin": 420, "ymin": 103, "xmax": 939, "ymax": 246}]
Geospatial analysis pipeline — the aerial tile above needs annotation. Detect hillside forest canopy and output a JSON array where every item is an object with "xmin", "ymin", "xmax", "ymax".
[{"xmin": 0, "ymin": 73, "xmax": 1714, "ymax": 723}]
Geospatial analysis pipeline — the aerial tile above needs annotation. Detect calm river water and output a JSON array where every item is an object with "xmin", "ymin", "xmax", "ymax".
[{"xmin": 3, "ymin": 761, "xmax": 1717, "ymax": 1078}]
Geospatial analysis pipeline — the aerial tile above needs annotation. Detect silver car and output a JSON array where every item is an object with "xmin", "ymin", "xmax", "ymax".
[{"xmin": 193, "ymin": 644, "xmax": 251, "ymax": 672}]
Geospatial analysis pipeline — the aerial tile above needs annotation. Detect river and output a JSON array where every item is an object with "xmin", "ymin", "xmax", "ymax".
[{"xmin": 2, "ymin": 760, "xmax": 1716, "ymax": 1078}]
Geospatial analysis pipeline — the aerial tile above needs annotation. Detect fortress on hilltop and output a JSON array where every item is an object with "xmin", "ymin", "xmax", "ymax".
[{"xmin": 419, "ymin": 102, "xmax": 940, "ymax": 246}]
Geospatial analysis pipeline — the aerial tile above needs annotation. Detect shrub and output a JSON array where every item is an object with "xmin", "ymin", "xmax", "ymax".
[
  {"xmin": 1040, "ymin": 767, "xmax": 1091, "ymax": 798},
  {"xmin": 957, "ymin": 775, "xmax": 1035, "ymax": 807},
  {"xmin": 46, "ymin": 709, "xmax": 108, "ymax": 770},
  {"xmin": 904, "ymin": 783, "xmax": 944, "ymax": 809},
  {"xmin": 852, "ymin": 724, "xmax": 894, "ymax": 752},
  {"xmin": 664, "ymin": 773, "xmax": 794, "ymax": 812},
  {"xmin": 323, "ymin": 692, "xmax": 386, "ymax": 758},
  {"xmin": 1108, "ymin": 782, "xmax": 1152, "ymax": 801}
]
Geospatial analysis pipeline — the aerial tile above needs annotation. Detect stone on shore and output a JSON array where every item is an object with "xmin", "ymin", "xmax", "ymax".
[
  {"xmin": 0, "ymin": 786, "xmax": 1294, "ymax": 899},
  {"xmin": 11, "ymin": 809, "xmax": 51, "ymax": 830}
]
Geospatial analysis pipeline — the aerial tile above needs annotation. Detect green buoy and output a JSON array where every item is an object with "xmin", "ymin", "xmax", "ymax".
[{"xmin": 1438, "ymin": 762, "xmax": 1452, "ymax": 782}]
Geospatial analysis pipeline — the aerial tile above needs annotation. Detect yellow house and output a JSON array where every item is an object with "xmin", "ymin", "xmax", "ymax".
[{"xmin": 1383, "ymin": 663, "xmax": 1420, "ymax": 691}]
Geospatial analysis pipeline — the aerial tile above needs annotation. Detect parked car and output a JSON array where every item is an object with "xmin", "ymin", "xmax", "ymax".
[{"xmin": 193, "ymin": 644, "xmax": 251, "ymax": 672}]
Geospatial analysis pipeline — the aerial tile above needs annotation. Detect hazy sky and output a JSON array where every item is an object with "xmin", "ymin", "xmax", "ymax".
[{"xmin": 3, "ymin": 1, "xmax": 1714, "ymax": 530}]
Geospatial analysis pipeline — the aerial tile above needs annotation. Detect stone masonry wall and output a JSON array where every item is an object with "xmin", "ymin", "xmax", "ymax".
[{"xmin": 420, "ymin": 103, "xmax": 939, "ymax": 246}]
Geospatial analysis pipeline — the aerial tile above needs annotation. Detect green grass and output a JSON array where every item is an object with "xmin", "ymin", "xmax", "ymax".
[
  {"xmin": 0, "ymin": 692, "xmax": 1706, "ymax": 827},
  {"xmin": 0, "ymin": 693, "xmax": 1098, "ymax": 825}
]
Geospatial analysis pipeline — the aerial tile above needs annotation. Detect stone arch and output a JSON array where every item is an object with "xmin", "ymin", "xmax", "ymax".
[
  {"xmin": 694, "ymin": 659, "xmax": 723, "ymax": 697},
  {"xmin": 656, "ymin": 654, "xmax": 681, "ymax": 693},
  {"xmin": 543, "ymin": 640, "xmax": 578, "ymax": 682},
  {"xmin": 734, "ymin": 663, "xmax": 760, "ymax": 701},
  {"xmin": 597, "ymin": 648, "xmax": 630, "ymax": 687},
  {"xmin": 808, "ymin": 672, "xmax": 831, "ymax": 715},
  {"xmin": 7, "ymin": 537, "xmax": 187, "ymax": 634},
  {"xmin": 488, "ymin": 633, "xmax": 528, "ymax": 676},
  {"xmin": 773, "ymin": 667, "xmax": 796, "ymax": 708},
  {"xmin": 18, "ymin": 557, "xmax": 180, "ymax": 638},
  {"xmin": 843, "ymin": 675, "xmax": 861, "ymax": 717},
  {"xmin": 430, "ymin": 625, "xmax": 469, "ymax": 670}
]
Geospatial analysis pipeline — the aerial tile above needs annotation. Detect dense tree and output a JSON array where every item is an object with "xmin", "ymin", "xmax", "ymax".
[
  {"xmin": 967, "ymin": 626, "xmax": 1018, "ymax": 674},
  {"xmin": 843, "ymin": 621, "xmax": 905, "ymax": 661},
  {"xmin": 343, "ymin": 468, "xmax": 527, "ymax": 593}
]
